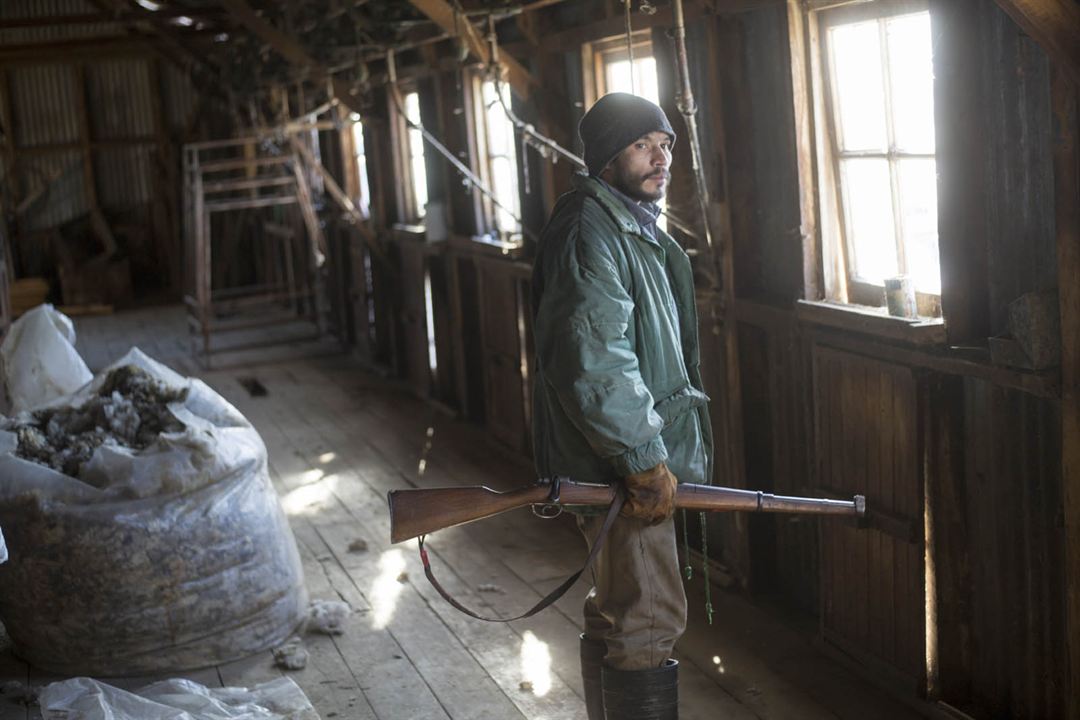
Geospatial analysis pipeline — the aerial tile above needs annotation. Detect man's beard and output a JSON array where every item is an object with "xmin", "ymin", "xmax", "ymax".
[{"xmin": 610, "ymin": 167, "xmax": 669, "ymax": 203}]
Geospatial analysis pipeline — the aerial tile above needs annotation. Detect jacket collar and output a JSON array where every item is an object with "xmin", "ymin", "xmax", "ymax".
[{"xmin": 572, "ymin": 174, "xmax": 657, "ymax": 244}]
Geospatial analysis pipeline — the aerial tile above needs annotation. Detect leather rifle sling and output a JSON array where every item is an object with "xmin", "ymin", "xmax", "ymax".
[{"xmin": 417, "ymin": 489, "xmax": 626, "ymax": 622}]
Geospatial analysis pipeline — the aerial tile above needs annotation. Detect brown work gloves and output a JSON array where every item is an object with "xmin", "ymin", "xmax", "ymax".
[{"xmin": 620, "ymin": 462, "xmax": 678, "ymax": 525}]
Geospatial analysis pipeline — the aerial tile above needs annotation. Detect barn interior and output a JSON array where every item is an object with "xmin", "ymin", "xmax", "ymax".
[{"xmin": 0, "ymin": 0, "xmax": 1078, "ymax": 719}]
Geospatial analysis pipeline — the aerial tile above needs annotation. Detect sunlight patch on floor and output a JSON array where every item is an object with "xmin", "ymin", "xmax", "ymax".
[
  {"xmin": 280, "ymin": 472, "xmax": 337, "ymax": 515},
  {"xmin": 371, "ymin": 549, "xmax": 407, "ymax": 629},
  {"xmin": 520, "ymin": 630, "xmax": 553, "ymax": 697}
]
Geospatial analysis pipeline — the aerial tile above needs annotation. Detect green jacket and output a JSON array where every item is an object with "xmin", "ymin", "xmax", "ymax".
[{"xmin": 530, "ymin": 175, "xmax": 714, "ymax": 489}]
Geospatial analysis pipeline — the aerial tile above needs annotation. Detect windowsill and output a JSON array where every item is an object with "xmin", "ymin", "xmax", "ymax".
[
  {"xmin": 796, "ymin": 299, "xmax": 946, "ymax": 347},
  {"xmin": 448, "ymin": 233, "xmax": 526, "ymax": 258},
  {"xmin": 391, "ymin": 222, "xmax": 425, "ymax": 238}
]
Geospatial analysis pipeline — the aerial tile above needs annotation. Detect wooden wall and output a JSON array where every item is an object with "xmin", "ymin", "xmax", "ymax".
[{"xmin": 345, "ymin": 1, "xmax": 1078, "ymax": 717}]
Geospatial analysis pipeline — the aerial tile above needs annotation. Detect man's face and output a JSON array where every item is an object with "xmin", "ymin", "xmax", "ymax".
[{"xmin": 601, "ymin": 130, "xmax": 673, "ymax": 203}]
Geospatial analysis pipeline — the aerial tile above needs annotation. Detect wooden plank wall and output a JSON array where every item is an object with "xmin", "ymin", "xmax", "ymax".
[
  {"xmin": 958, "ymin": 380, "xmax": 1065, "ymax": 718},
  {"xmin": 812, "ymin": 345, "xmax": 925, "ymax": 690}
]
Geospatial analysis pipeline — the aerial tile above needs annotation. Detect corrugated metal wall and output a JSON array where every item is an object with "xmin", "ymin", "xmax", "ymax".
[
  {"xmin": 87, "ymin": 59, "xmax": 157, "ymax": 212},
  {"xmin": 0, "ymin": 3, "xmax": 199, "ymax": 290},
  {"xmin": 0, "ymin": 0, "xmax": 120, "ymax": 43}
]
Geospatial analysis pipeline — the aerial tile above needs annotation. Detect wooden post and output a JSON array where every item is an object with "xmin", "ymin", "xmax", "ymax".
[
  {"xmin": 931, "ymin": 0, "xmax": 990, "ymax": 345},
  {"xmin": 148, "ymin": 58, "xmax": 180, "ymax": 295},
  {"xmin": 703, "ymin": 13, "xmax": 751, "ymax": 584},
  {"xmin": 786, "ymin": 0, "xmax": 823, "ymax": 301},
  {"xmin": 291, "ymin": 151, "xmax": 327, "ymax": 331},
  {"xmin": 74, "ymin": 62, "xmax": 98, "ymax": 210},
  {"xmin": 0, "ymin": 68, "xmax": 18, "ymax": 204},
  {"xmin": 1052, "ymin": 65, "xmax": 1080, "ymax": 719}
]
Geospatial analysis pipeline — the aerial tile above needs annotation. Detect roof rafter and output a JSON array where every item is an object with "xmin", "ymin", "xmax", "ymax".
[
  {"xmin": 406, "ymin": 0, "xmax": 536, "ymax": 98},
  {"xmin": 219, "ymin": 0, "xmax": 364, "ymax": 116}
]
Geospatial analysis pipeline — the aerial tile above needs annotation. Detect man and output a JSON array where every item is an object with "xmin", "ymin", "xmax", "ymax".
[{"xmin": 530, "ymin": 92, "xmax": 713, "ymax": 720}]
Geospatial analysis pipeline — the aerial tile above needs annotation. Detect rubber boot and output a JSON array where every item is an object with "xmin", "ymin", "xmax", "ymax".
[
  {"xmin": 580, "ymin": 634, "xmax": 606, "ymax": 720},
  {"xmin": 601, "ymin": 658, "xmax": 678, "ymax": 720}
]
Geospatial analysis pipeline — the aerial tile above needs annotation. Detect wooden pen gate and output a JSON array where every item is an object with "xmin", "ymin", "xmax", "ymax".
[{"xmin": 182, "ymin": 134, "xmax": 328, "ymax": 367}]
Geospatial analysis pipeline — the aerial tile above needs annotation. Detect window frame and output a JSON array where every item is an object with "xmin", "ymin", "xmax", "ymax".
[
  {"xmin": 390, "ymin": 83, "xmax": 428, "ymax": 225},
  {"xmin": 809, "ymin": 0, "xmax": 941, "ymax": 317},
  {"xmin": 582, "ymin": 31, "xmax": 655, "ymax": 108},
  {"xmin": 470, "ymin": 72, "xmax": 523, "ymax": 243}
]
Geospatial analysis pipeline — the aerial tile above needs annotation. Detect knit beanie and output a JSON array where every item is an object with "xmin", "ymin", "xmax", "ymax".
[{"xmin": 578, "ymin": 92, "xmax": 676, "ymax": 176}]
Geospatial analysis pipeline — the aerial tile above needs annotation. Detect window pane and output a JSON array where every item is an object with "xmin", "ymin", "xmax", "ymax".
[
  {"xmin": 404, "ymin": 92, "xmax": 427, "ymax": 218},
  {"xmin": 841, "ymin": 158, "xmax": 898, "ymax": 284},
  {"xmin": 404, "ymin": 91, "xmax": 421, "ymax": 125},
  {"xmin": 606, "ymin": 59, "xmax": 632, "ymax": 96},
  {"xmin": 830, "ymin": 20, "xmax": 888, "ymax": 152},
  {"xmin": 635, "ymin": 57, "xmax": 659, "ymax": 105},
  {"xmin": 482, "ymin": 81, "xmax": 511, "ymax": 155},
  {"xmin": 351, "ymin": 118, "xmax": 370, "ymax": 217},
  {"xmin": 492, "ymin": 157, "xmax": 517, "ymax": 232},
  {"xmin": 410, "ymin": 134, "xmax": 427, "ymax": 217},
  {"xmin": 481, "ymin": 80, "xmax": 520, "ymax": 233},
  {"xmin": 886, "ymin": 13, "xmax": 935, "ymax": 153},
  {"xmin": 897, "ymin": 158, "xmax": 939, "ymax": 294}
]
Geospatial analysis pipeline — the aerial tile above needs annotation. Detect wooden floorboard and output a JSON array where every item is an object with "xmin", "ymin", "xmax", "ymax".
[{"xmin": 0, "ymin": 307, "xmax": 931, "ymax": 719}]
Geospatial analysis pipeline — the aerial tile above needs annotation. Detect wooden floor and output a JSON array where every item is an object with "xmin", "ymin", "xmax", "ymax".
[{"xmin": 0, "ymin": 306, "xmax": 932, "ymax": 719}]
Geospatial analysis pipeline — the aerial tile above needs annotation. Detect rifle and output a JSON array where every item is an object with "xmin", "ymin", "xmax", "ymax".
[{"xmin": 388, "ymin": 479, "xmax": 865, "ymax": 544}]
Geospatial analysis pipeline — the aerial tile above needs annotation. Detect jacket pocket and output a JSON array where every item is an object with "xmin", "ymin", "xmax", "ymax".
[{"xmin": 652, "ymin": 385, "xmax": 710, "ymax": 428}]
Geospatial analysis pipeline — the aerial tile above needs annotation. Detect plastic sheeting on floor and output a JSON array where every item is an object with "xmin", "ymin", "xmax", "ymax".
[{"xmin": 38, "ymin": 676, "xmax": 320, "ymax": 720}]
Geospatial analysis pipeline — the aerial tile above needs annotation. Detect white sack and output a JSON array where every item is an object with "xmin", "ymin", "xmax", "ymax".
[
  {"xmin": 0, "ymin": 348, "xmax": 308, "ymax": 676},
  {"xmin": 38, "ymin": 676, "xmax": 320, "ymax": 720},
  {"xmin": 0, "ymin": 304, "xmax": 92, "ymax": 414}
]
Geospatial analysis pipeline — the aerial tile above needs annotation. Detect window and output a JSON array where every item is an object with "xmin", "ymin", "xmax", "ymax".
[
  {"xmin": 585, "ymin": 33, "xmax": 666, "ymax": 232},
  {"xmin": 403, "ymin": 90, "xmax": 428, "ymax": 221},
  {"xmin": 349, "ymin": 114, "xmax": 371, "ymax": 218},
  {"xmin": 813, "ymin": 0, "xmax": 939, "ymax": 314},
  {"xmin": 477, "ymin": 78, "xmax": 521, "ymax": 239}
]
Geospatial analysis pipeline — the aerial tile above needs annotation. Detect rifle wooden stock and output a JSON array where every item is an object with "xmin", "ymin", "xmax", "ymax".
[{"xmin": 388, "ymin": 481, "xmax": 866, "ymax": 544}]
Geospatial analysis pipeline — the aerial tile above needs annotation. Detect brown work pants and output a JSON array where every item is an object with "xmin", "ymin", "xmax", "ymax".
[{"xmin": 577, "ymin": 512, "xmax": 687, "ymax": 671}]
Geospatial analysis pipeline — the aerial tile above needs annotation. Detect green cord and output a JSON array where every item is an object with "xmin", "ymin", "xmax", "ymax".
[
  {"xmin": 680, "ymin": 509, "xmax": 693, "ymax": 580},
  {"xmin": 700, "ymin": 511, "xmax": 713, "ymax": 625}
]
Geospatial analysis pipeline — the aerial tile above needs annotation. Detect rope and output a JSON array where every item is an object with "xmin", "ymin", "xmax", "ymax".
[
  {"xmin": 624, "ymin": 0, "xmax": 635, "ymax": 92},
  {"xmin": 681, "ymin": 509, "xmax": 692, "ymax": 580},
  {"xmin": 699, "ymin": 510, "xmax": 714, "ymax": 625}
]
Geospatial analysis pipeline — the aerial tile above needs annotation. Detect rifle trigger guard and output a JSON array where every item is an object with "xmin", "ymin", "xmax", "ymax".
[
  {"xmin": 532, "ymin": 503, "xmax": 563, "ymax": 520},
  {"xmin": 532, "ymin": 476, "xmax": 564, "ymax": 519}
]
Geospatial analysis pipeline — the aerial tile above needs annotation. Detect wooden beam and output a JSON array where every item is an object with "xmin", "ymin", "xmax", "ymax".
[
  {"xmin": 406, "ymin": 0, "xmax": 535, "ymax": 98},
  {"xmin": 74, "ymin": 64, "xmax": 98, "ymax": 211},
  {"xmin": 218, "ymin": 0, "xmax": 364, "ymax": 116},
  {"xmin": 994, "ymin": 0, "xmax": 1080, "ymax": 88},
  {"xmin": 1052, "ymin": 64, "xmax": 1080, "ymax": 720},
  {"xmin": 705, "ymin": 0, "xmax": 785, "ymax": 12},
  {"xmin": 0, "ymin": 36, "xmax": 155, "ymax": 63},
  {"xmin": 0, "ymin": 8, "xmax": 226, "ymax": 29},
  {"xmin": 508, "ymin": 3, "xmax": 701, "ymax": 55},
  {"xmin": 931, "ymin": 0, "xmax": 991, "ymax": 345}
]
